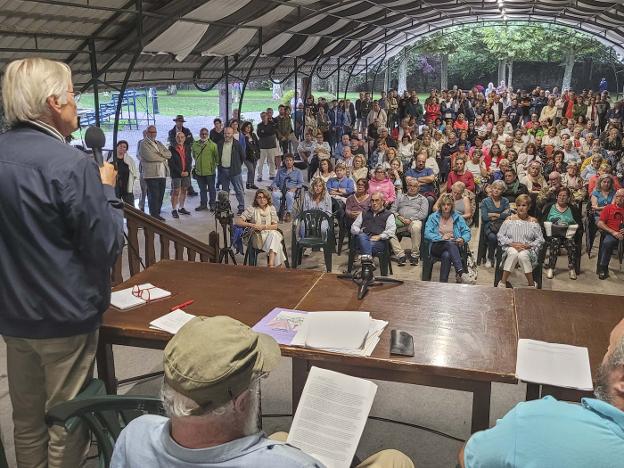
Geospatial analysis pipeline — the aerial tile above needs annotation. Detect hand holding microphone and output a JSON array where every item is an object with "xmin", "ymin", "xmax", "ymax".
[{"xmin": 85, "ymin": 125, "xmax": 116, "ymax": 187}]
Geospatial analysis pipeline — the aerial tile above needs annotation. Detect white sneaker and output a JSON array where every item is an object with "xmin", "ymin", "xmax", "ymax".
[
  {"xmin": 569, "ymin": 269, "xmax": 577, "ymax": 280},
  {"xmin": 485, "ymin": 260, "xmax": 492, "ymax": 268},
  {"xmin": 497, "ymin": 281, "xmax": 507, "ymax": 289},
  {"xmin": 546, "ymin": 268, "xmax": 554, "ymax": 279}
]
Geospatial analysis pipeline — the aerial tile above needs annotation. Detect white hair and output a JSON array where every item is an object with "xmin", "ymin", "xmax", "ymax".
[
  {"xmin": 162, "ymin": 378, "xmax": 260, "ymax": 436},
  {"xmin": 2, "ymin": 58, "xmax": 72, "ymax": 126}
]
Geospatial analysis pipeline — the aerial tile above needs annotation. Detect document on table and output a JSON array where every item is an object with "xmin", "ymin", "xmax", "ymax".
[
  {"xmin": 110, "ymin": 283, "xmax": 171, "ymax": 310},
  {"xmin": 292, "ymin": 311, "xmax": 371, "ymax": 350},
  {"xmin": 516, "ymin": 339, "xmax": 593, "ymax": 391},
  {"xmin": 252, "ymin": 308, "xmax": 308, "ymax": 345},
  {"xmin": 287, "ymin": 367, "xmax": 377, "ymax": 468},
  {"xmin": 149, "ymin": 309, "xmax": 195, "ymax": 334}
]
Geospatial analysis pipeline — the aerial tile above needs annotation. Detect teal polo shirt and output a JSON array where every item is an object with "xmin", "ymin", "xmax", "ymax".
[{"xmin": 465, "ymin": 396, "xmax": 624, "ymax": 468}]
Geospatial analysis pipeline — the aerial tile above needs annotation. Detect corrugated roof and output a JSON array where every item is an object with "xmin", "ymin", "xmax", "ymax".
[{"xmin": 0, "ymin": 0, "xmax": 622, "ymax": 89}]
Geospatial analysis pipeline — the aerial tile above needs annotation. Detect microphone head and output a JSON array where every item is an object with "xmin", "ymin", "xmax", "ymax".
[{"xmin": 84, "ymin": 126, "xmax": 106, "ymax": 149}]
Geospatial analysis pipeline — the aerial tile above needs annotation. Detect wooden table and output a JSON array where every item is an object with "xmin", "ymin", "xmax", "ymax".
[
  {"xmin": 515, "ymin": 288, "xmax": 624, "ymax": 401},
  {"xmin": 98, "ymin": 260, "xmax": 517, "ymax": 433}
]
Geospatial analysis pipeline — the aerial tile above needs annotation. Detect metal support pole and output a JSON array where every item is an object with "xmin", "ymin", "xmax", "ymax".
[
  {"xmin": 224, "ymin": 56, "xmax": 230, "ymax": 123},
  {"xmin": 88, "ymin": 40, "xmax": 100, "ymax": 126},
  {"xmin": 365, "ymin": 58, "xmax": 369, "ymax": 93},
  {"xmin": 336, "ymin": 58, "xmax": 341, "ymax": 101},
  {"xmin": 238, "ymin": 29, "xmax": 262, "ymax": 122},
  {"xmin": 294, "ymin": 57, "xmax": 298, "ymax": 140}
]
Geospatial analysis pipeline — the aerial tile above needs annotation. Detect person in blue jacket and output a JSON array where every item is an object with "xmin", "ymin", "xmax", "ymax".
[{"xmin": 424, "ymin": 193, "xmax": 471, "ymax": 283}]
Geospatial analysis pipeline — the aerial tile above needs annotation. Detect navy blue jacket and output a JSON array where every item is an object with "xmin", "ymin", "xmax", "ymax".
[{"xmin": 0, "ymin": 123, "xmax": 124, "ymax": 338}]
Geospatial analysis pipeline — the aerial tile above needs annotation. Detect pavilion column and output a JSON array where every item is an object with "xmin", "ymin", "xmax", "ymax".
[{"xmin": 398, "ymin": 56, "xmax": 407, "ymax": 94}]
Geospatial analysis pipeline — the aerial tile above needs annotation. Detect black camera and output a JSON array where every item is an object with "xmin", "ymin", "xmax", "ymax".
[{"xmin": 215, "ymin": 190, "xmax": 233, "ymax": 226}]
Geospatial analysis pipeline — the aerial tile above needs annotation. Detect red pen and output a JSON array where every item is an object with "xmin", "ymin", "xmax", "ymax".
[{"xmin": 170, "ymin": 300, "xmax": 194, "ymax": 311}]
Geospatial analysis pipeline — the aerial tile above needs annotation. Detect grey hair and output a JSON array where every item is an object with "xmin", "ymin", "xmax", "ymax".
[
  {"xmin": 2, "ymin": 58, "xmax": 72, "ymax": 126},
  {"xmin": 595, "ymin": 334, "xmax": 624, "ymax": 403},
  {"xmin": 371, "ymin": 190, "xmax": 386, "ymax": 201},
  {"xmin": 491, "ymin": 180, "xmax": 507, "ymax": 191},
  {"xmin": 162, "ymin": 378, "xmax": 260, "ymax": 436}
]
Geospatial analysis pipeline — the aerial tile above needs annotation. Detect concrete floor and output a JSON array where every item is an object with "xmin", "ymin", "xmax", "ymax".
[{"xmin": 0, "ymin": 166, "xmax": 622, "ymax": 467}]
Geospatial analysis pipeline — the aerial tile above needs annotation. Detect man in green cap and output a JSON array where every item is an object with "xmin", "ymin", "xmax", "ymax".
[{"xmin": 111, "ymin": 316, "xmax": 414, "ymax": 467}]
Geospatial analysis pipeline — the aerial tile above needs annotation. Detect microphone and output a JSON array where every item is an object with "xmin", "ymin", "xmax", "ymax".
[{"xmin": 84, "ymin": 126, "xmax": 106, "ymax": 167}]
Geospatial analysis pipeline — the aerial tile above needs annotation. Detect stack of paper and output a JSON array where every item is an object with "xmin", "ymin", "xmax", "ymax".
[
  {"xmin": 149, "ymin": 309, "xmax": 195, "ymax": 334},
  {"xmin": 288, "ymin": 367, "xmax": 377, "ymax": 468},
  {"xmin": 292, "ymin": 311, "xmax": 388, "ymax": 357},
  {"xmin": 516, "ymin": 339, "xmax": 593, "ymax": 391},
  {"xmin": 110, "ymin": 283, "xmax": 171, "ymax": 310}
]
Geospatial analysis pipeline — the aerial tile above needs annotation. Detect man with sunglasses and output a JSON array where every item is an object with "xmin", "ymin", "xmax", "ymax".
[{"xmin": 0, "ymin": 58, "xmax": 123, "ymax": 467}]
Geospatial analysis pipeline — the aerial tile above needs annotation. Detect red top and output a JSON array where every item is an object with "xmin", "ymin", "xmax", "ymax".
[
  {"xmin": 177, "ymin": 145, "xmax": 186, "ymax": 173},
  {"xmin": 599, "ymin": 203, "xmax": 624, "ymax": 232},
  {"xmin": 447, "ymin": 170, "xmax": 476, "ymax": 193}
]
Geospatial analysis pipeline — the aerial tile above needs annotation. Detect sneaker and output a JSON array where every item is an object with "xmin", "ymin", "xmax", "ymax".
[
  {"xmin": 250, "ymin": 184, "xmax": 259, "ymax": 190},
  {"xmin": 569, "ymin": 269, "xmax": 577, "ymax": 280},
  {"xmin": 497, "ymin": 281, "xmax": 507, "ymax": 289},
  {"xmin": 397, "ymin": 256, "xmax": 406, "ymax": 266},
  {"xmin": 598, "ymin": 268, "xmax": 609, "ymax": 280},
  {"xmin": 178, "ymin": 208, "xmax": 191, "ymax": 215},
  {"xmin": 409, "ymin": 254, "xmax": 419, "ymax": 266},
  {"xmin": 195, "ymin": 205, "xmax": 208, "ymax": 211},
  {"xmin": 171, "ymin": 210, "xmax": 179, "ymax": 219},
  {"xmin": 257, "ymin": 177, "xmax": 263, "ymax": 182},
  {"xmin": 546, "ymin": 268, "xmax": 554, "ymax": 279},
  {"xmin": 485, "ymin": 259, "xmax": 492, "ymax": 268},
  {"xmin": 455, "ymin": 273, "xmax": 463, "ymax": 284}
]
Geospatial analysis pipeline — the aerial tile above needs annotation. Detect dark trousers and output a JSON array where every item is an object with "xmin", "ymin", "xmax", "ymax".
[
  {"xmin": 431, "ymin": 240, "xmax": 463, "ymax": 282},
  {"xmin": 244, "ymin": 160, "xmax": 257, "ymax": 187},
  {"xmin": 218, "ymin": 167, "xmax": 246, "ymax": 214},
  {"xmin": 196, "ymin": 174, "xmax": 216, "ymax": 209},
  {"xmin": 308, "ymin": 156, "xmax": 319, "ymax": 182},
  {"xmin": 145, "ymin": 177, "xmax": 166, "ymax": 217},
  {"xmin": 546, "ymin": 237, "xmax": 577, "ymax": 270},
  {"xmin": 486, "ymin": 231, "xmax": 498, "ymax": 262},
  {"xmin": 599, "ymin": 234, "xmax": 620, "ymax": 268}
]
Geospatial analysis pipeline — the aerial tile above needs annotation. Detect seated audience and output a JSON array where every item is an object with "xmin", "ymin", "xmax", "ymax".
[
  {"xmin": 346, "ymin": 178, "xmax": 372, "ymax": 229},
  {"xmin": 327, "ymin": 162, "xmax": 355, "ymax": 219},
  {"xmin": 405, "ymin": 153, "xmax": 436, "ymax": 206},
  {"xmin": 459, "ymin": 317, "xmax": 624, "ymax": 468},
  {"xmin": 496, "ymin": 194, "xmax": 544, "ymax": 288},
  {"xmin": 424, "ymin": 193, "xmax": 471, "ymax": 283},
  {"xmin": 561, "ymin": 162, "xmax": 586, "ymax": 204},
  {"xmin": 271, "ymin": 153, "xmax": 303, "ymax": 223},
  {"xmin": 446, "ymin": 157, "xmax": 476, "ymax": 193},
  {"xmin": 111, "ymin": 316, "xmax": 414, "ymax": 467},
  {"xmin": 434, "ymin": 181, "xmax": 473, "ymax": 224},
  {"xmin": 480, "ymin": 180, "xmax": 511, "ymax": 267},
  {"xmin": 351, "ymin": 154, "xmax": 369, "ymax": 182},
  {"xmin": 537, "ymin": 171, "xmax": 563, "ymax": 212},
  {"xmin": 597, "ymin": 189, "xmax": 624, "ymax": 279},
  {"xmin": 388, "ymin": 158, "xmax": 406, "ymax": 195},
  {"xmin": 368, "ymin": 165, "xmax": 397, "ymax": 205},
  {"xmin": 351, "ymin": 191, "xmax": 396, "ymax": 256},
  {"xmin": 294, "ymin": 177, "xmax": 333, "ymax": 238},
  {"xmin": 591, "ymin": 174, "xmax": 616, "ymax": 222},
  {"xmin": 312, "ymin": 158, "xmax": 335, "ymax": 183},
  {"xmin": 389, "ymin": 178, "xmax": 429, "ymax": 266},
  {"xmin": 236, "ymin": 189, "xmax": 286, "ymax": 268},
  {"xmin": 501, "ymin": 169, "xmax": 528, "ymax": 202}
]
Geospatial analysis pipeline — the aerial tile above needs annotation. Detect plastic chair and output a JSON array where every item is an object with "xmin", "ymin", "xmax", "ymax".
[
  {"xmin": 243, "ymin": 228, "xmax": 290, "ymax": 268},
  {"xmin": 493, "ymin": 244, "xmax": 545, "ymax": 289},
  {"xmin": 347, "ymin": 233, "xmax": 393, "ymax": 276},
  {"xmin": 46, "ymin": 379, "xmax": 164, "ymax": 468},
  {"xmin": 421, "ymin": 239, "xmax": 468, "ymax": 281},
  {"xmin": 291, "ymin": 210, "xmax": 335, "ymax": 272}
]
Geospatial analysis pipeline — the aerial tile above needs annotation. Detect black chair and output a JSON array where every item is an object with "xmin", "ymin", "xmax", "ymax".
[
  {"xmin": 493, "ymin": 244, "xmax": 545, "ymax": 289},
  {"xmin": 346, "ymin": 232, "xmax": 393, "ymax": 276},
  {"xmin": 594, "ymin": 229, "xmax": 624, "ymax": 274},
  {"xmin": 421, "ymin": 238, "xmax": 468, "ymax": 281},
  {"xmin": 46, "ymin": 379, "xmax": 164, "ymax": 468},
  {"xmin": 291, "ymin": 210, "xmax": 335, "ymax": 272},
  {"xmin": 243, "ymin": 228, "xmax": 290, "ymax": 268}
]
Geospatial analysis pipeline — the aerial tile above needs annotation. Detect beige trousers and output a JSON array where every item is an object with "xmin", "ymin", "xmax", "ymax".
[
  {"xmin": 389, "ymin": 220, "xmax": 423, "ymax": 258},
  {"xmin": 270, "ymin": 432, "xmax": 415, "ymax": 468},
  {"xmin": 4, "ymin": 330, "xmax": 98, "ymax": 468}
]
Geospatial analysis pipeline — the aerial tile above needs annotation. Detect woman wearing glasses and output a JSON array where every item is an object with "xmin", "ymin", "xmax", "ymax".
[{"xmin": 235, "ymin": 189, "xmax": 285, "ymax": 267}]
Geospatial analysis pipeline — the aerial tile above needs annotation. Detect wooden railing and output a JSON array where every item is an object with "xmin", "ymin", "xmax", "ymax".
[{"xmin": 112, "ymin": 204, "xmax": 219, "ymax": 286}]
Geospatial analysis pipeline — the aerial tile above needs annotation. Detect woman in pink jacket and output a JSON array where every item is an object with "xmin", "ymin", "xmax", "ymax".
[{"xmin": 368, "ymin": 165, "xmax": 396, "ymax": 205}]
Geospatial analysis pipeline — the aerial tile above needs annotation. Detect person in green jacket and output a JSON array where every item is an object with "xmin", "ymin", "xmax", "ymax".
[{"xmin": 192, "ymin": 127, "xmax": 218, "ymax": 211}]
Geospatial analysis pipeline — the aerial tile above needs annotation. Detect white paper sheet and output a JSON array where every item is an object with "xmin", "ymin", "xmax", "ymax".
[
  {"xmin": 110, "ymin": 283, "xmax": 171, "ymax": 310},
  {"xmin": 516, "ymin": 339, "xmax": 593, "ymax": 391},
  {"xmin": 149, "ymin": 309, "xmax": 195, "ymax": 335},
  {"xmin": 287, "ymin": 367, "xmax": 377, "ymax": 468},
  {"xmin": 302, "ymin": 312, "xmax": 371, "ymax": 350}
]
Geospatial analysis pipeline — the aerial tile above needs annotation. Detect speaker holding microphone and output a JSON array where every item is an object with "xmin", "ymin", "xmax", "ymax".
[{"xmin": 84, "ymin": 125, "xmax": 106, "ymax": 167}]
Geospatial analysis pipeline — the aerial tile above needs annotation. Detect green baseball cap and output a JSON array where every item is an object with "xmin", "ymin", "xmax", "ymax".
[{"xmin": 163, "ymin": 315, "xmax": 281, "ymax": 409}]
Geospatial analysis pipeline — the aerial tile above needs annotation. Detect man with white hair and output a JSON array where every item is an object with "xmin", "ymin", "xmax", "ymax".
[
  {"xmin": 0, "ymin": 57, "xmax": 124, "ymax": 467},
  {"xmin": 111, "ymin": 316, "xmax": 414, "ymax": 467},
  {"xmin": 459, "ymin": 317, "xmax": 624, "ymax": 467},
  {"xmin": 351, "ymin": 191, "xmax": 396, "ymax": 256}
]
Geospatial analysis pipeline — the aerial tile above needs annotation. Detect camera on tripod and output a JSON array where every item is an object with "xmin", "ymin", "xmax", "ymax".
[{"xmin": 215, "ymin": 190, "xmax": 234, "ymax": 226}]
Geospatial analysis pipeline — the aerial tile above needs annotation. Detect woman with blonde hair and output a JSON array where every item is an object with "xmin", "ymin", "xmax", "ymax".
[
  {"xmin": 351, "ymin": 154, "xmax": 369, "ymax": 182},
  {"xmin": 235, "ymin": 189, "xmax": 285, "ymax": 267}
]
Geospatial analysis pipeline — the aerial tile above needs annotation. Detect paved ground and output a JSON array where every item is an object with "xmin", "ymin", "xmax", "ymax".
[{"xmin": 0, "ymin": 163, "xmax": 621, "ymax": 467}]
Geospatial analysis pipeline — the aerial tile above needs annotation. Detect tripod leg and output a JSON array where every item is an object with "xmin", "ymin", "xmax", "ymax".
[{"xmin": 228, "ymin": 249, "xmax": 237, "ymax": 265}]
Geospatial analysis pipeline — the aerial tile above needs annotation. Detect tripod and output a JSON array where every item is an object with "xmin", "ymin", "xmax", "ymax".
[
  {"xmin": 338, "ymin": 255, "xmax": 403, "ymax": 299},
  {"xmin": 216, "ymin": 215, "xmax": 237, "ymax": 265}
]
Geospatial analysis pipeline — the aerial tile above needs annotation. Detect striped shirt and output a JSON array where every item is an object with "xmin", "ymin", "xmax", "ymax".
[{"xmin": 497, "ymin": 219, "xmax": 544, "ymax": 255}]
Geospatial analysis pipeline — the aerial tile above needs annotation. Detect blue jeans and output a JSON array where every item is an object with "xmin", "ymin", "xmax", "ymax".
[
  {"xmin": 356, "ymin": 233, "xmax": 386, "ymax": 256},
  {"xmin": 196, "ymin": 174, "xmax": 216, "ymax": 209},
  {"xmin": 599, "ymin": 233, "xmax": 620, "ymax": 268},
  {"xmin": 272, "ymin": 190, "xmax": 295, "ymax": 214},
  {"xmin": 431, "ymin": 240, "xmax": 463, "ymax": 282},
  {"xmin": 486, "ymin": 231, "xmax": 498, "ymax": 262},
  {"xmin": 218, "ymin": 167, "xmax": 245, "ymax": 213}
]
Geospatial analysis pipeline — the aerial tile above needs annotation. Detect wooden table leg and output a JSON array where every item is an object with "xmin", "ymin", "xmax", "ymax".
[
  {"xmin": 471, "ymin": 381, "xmax": 491, "ymax": 433},
  {"xmin": 291, "ymin": 358, "xmax": 309, "ymax": 414},
  {"xmin": 525, "ymin": 383, "xmax": 541, "ymax": 401},
  {"xmin": 96, "ymin": 341, "xmax": 117, "ymax": 394}
]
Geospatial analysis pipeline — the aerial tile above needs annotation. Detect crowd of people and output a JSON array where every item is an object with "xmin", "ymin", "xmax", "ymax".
[{"xmin": 119, "ymin": 82, "xmax": 624, "ymax": 283}]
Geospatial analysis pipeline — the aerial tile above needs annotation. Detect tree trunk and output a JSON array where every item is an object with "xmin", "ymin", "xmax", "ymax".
[
  {"xmin": 497, "ymin": 59, "xmax": 506, "ymax": 85},
  {"xmin": 507, "ymin": 60, "xmax": 513, "ymax": 91},
  {"xmin": 440, "ymin": 54, "xmax": 448, "ymax": 90},
  {"xmin": 398, "ymin": 56, "xmax": 408, "ymax": 94},
  {"xmin": 561, "ymin": 48, "xmax": 575, "ymax": 91}
]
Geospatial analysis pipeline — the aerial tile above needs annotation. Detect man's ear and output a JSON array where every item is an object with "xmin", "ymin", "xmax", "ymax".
[
  {"xmin": 232, "ymin": 389, "xmax": 251, "ymax": 413},
  {"xmin": 46, "ymin": 95, "xmax": 62, "ymax": 115},
  {"xmin": 612, "ymin": 366, "xmax": 624, "ymax": 398}
]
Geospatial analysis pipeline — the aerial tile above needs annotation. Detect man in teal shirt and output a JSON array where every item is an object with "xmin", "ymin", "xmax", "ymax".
[{"xmin": 460, "ymin": 318, "xmax": 624, "ymax": 468}]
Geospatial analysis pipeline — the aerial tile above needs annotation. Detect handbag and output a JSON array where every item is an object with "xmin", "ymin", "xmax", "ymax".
[
  {"xmin": 464, "ymin": 246, "xmax": 478, "ymax": 283},
  {"xmin": 486, "ymin": 217, "xmax": 505, "ymax": 236}
]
